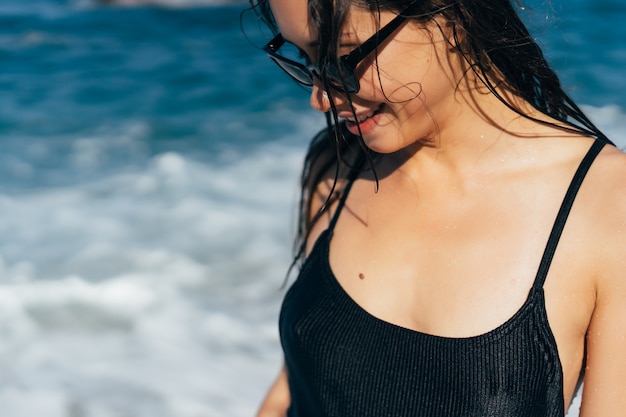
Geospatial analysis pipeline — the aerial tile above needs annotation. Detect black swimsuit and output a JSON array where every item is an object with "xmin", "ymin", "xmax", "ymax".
[{"xmin": 280, "ymin": 140, "xmax": 605, "ymax": 417}]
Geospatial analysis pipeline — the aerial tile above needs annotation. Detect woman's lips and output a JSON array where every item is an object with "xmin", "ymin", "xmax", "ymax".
[{"xmin": 343, "ymin": 105, "xmax": 384, "ymax": 135}]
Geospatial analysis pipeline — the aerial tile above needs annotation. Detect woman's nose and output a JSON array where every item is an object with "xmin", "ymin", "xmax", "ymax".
[{"xmin": 309, "ymin": 82, "xmax": 331, "ymax": 112}]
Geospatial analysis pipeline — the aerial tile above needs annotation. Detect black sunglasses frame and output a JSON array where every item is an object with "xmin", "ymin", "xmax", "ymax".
[{"xmin": 263, "ymin": 3, "xmax": 419, "ymax": 94}]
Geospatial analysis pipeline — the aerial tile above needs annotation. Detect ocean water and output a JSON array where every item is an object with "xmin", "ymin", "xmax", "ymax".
[{"xmin": 0, "ymin": 0, "xmax": 624, "ymax": 416}]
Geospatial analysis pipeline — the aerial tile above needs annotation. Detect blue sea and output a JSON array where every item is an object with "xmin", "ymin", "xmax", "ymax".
[{"xmin": 0, "ymin": 0, "xmax": 624, "ymax": 416}]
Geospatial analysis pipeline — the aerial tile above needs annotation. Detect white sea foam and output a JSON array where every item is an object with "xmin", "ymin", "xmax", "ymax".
[
  {"xmin": 584, "ymin": 104, "xmax": 626, "ymax": 148},
  {"xmin": 0, "ymin": 141, "xmax": 305, "ymax": 416}
]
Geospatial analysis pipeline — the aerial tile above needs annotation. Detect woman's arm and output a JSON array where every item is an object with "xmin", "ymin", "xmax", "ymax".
[
  {"xmin": 579, "ymin": 149, "xmax": 626, "ymax": 416},
  {"xmin": 256, "ymin": 365, "xmax": 290, "ymax": 417},
  {"xmin": 579, "ymin": 270, "xmax": 626, "ymax": 416}
]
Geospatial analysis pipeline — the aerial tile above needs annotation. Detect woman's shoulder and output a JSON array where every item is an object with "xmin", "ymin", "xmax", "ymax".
[
  {"xmin": 302, "ymin": 127, "xmax": 362, "ymax": 201},
  {"xmin": 563, "ymin": 138, "xmax": 626, "ymax": 218},
  {"xmin": 299, "ymin": 126, "xmax": 362, "ymax": 253},
  {"xmin": 303, "ymin": 126, "xmax": 360, "ymax": 179},
  {"xmin": 585, "ymin": 140, "xmax": 626, "ymax": 206},
  {"xmin": 549, "ymin": 136, "xmax": 626, "ymax": 202},
  {"xmin": 575, "ymin": 140, "xmax": 626, "ymax": 269}
]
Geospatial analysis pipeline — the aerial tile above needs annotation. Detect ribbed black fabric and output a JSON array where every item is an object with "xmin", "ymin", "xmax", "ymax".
[{"xmin": 279, "ymin": 140, "xmax": 605, "ymax": 417}]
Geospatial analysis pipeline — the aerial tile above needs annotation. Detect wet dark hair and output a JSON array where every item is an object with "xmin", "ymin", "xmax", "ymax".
[{"xmin": 247, "ymin": 0, "xmax": 611, "ymax": 273}]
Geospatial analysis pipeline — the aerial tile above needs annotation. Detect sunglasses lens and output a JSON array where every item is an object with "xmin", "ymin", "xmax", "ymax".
[
  {"xmin": 268, "ymin": 55, "xmax": 314, "ymax": 87},
  {"xmin": 266, "ymin": 46, "xmax": 360, "ymax": 93}
]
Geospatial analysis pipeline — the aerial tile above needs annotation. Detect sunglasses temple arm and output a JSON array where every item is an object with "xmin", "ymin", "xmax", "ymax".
[{"xmin": 340, "ymin": 9, "xmax": 410, "ymax": 68}]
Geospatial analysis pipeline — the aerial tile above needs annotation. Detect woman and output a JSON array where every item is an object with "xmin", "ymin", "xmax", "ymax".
[{"xmin": 250, "ymin": 0, "xmax": 626, "ymax": 415}]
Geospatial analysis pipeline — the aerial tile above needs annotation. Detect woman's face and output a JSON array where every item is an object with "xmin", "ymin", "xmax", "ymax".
[{"xmin": 268, "ymin": 0, "xmax": 463, "ymax": 154}]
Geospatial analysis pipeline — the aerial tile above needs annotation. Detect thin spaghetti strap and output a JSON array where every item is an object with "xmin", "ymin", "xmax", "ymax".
[
  {"xmin": 327, "ymin": 164, "xmax": 361, "ymax": 234},
  {"xmin": 533, "ymin": 140, "xmax": 606, "ymax": 289}
]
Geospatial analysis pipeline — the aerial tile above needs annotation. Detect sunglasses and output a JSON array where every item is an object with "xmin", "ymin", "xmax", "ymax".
[{"xmin": 262, "ymin": 2, "xmax": 442, "ymax": 94}]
